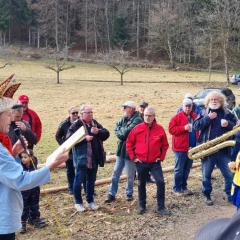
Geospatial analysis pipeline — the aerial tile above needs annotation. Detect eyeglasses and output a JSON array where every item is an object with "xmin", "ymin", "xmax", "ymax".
[
  {"xmin": 124, "ymin": 106, "xmax": 130, "ymax": 109},
  {"xmin": 82, "ymin": 111, "xmax": 93, "ymax": 114},
  {"xmin": 184, "ymin": 105, "xmax": 192, "ymax": 107},
  {"xmin": 71, "ymin": 112, "xmax": 78, "ymax": 115}
]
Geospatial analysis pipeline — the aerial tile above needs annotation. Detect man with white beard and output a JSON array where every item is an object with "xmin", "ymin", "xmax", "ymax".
[{"xmin": 193, "ymin": 91, "xmax": 236, "ymax": 206}]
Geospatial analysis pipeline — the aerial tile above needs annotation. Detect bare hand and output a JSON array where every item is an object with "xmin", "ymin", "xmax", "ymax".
[
  {"xmin": 49, "ymin": 149, "xmax": 69, "ymax": 171},
  {"xmin": 184, "ymin": 124, "xmax": 192, "ymax": 131},
  {"xmin": 91, "ymin": 126, "xmax": 99, "ymax": 134},
  {"xmin": 12, "ymin": 139, "xmax": 26, "ymax": 158},
  {"xmin": 134, "ymin": 158, "xmax": 142, "ymax": 163},
  {"xmin": 221, "ymin": 120, "xmax": 228, "ymax": 127},
  {"xmin": 15, "ymin": 121, "xmax": 27, "ymax": 131},
  {"xmin": 208, "ymin": 112, "xmax": 217, "ymax": 120},
  {"xmin": 85, "ymin": 135, "xmax": 93, "ymax": 141}
]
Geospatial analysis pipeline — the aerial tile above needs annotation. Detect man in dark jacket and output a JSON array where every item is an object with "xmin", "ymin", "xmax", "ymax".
[
  {"xmin": 67, "ymin": 104, "xmax": 109, "ymax": 212},
  {"xmin": 17, "ymin": 94, "xmax": 42, "ymax": 149},
  {"xmin": 8, "ymin": 104, "xmax": 37, "ymax": 157},
  {"xmin": 105, "ymin": 101, "xmax": 143, "ymax": 203},
  {"xmin": 193, "ymin": 91, "xmax": 236, "ymax": 205},
  {"xmin": 55, "ymin": 106, "xmax": 79, "ymax": 194}
]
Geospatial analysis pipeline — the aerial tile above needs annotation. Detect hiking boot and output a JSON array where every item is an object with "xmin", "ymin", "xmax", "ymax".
[
  {"xmin": 126, "ymin": 194, "xmax": 133, "ymax": 201},
  {"xmin": 104, "ymin": 194, "xmax": 115, "ymax": 203},
  {"xmin": 75, "ymin": 204, "xmax": 86, "ymax": 212},
  {"xmin": 204, "ymin": 193, "xmax": 213, "ymax": 206},
  {"xmin": 86, "ymin": 202, "xmax": 99, "ymax": 210},
  {"xmin": 158, "ymin": 208, "xmax": 171, "ymax": 216},
  {"xmin": 20, "ymin": 222, "xmax": 26, "ymax": 234},
  {"xmin": 28, "ymin": 218, "xmax": 45, "ymax": 228},
  {"xmin": 138, "ymin": 207, "xmax": 146, "ymax": 215}
]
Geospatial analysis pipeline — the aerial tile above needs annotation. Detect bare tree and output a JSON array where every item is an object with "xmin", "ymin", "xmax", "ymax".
[
  {"xmin": 0, "ymin": 48, "xmax": 13, "ymax": 69},
  {"xmin": 196, "ymin": 0, "xmax": 240, "ymax": 84},
  {"xmin": 44, "ymin": 46, "xmax": 76, "ymax": 84},
  {"xmin": 103, "ymin": 49, "xmax": 132, "ymax": 85}
]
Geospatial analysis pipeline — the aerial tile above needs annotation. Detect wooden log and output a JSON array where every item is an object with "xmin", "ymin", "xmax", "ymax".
[{"xmin": 40, "ymin": 162, "xmax": 201, "ymax": 194}]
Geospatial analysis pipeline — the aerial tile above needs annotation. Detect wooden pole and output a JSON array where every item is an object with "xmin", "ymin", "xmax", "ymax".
[{"xmin": 40, "ymin": 162, "xmax": 201, "ymax": 194}]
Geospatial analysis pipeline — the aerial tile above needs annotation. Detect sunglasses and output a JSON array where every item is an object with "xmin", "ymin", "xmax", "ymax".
[{"xmin": 71, "ymin": 112, "xmax": 78, "ymax": 115}]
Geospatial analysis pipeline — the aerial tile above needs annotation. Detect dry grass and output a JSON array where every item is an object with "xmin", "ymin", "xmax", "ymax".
[{"xmin": 1, "ymin": 60, "xmax": 238, "ymax": 239}]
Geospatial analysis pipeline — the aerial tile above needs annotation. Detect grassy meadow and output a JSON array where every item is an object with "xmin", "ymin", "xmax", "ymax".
[{"xmin": 0, "ymin": 60, "xmax": 238, "ymax": 239}]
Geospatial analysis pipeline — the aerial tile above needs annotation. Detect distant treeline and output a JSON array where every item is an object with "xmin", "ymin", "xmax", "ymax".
[{"xmin": 0, "ymin": 0, "xmax": 240, "ymax": 71}]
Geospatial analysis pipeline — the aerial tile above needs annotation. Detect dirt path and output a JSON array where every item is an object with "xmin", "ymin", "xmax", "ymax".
[{"xmin": 172, "ymin": 203, "xmax": 235, "ymax": 240}]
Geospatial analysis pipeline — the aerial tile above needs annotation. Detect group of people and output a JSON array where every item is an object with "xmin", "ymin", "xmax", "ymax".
[
  {"xmin": 171, "ymin": 92, "xmax": 237, "ymax": 206},
  {"xmin": 1, "ymin": 73, "xmax": 240, "ymax": 239},
  {"xmin": 31, "ymin": 91, "xmax": 240, "ymax": 218}
]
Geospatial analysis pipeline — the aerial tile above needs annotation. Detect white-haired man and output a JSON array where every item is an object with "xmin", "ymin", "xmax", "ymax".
[{"xmin": 193, "ymin": 91, "xmax": 236, "ymax": 205}]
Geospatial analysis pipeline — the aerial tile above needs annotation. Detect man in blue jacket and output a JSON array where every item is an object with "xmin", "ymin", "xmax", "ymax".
[
  {"xmin": 193, "ymin": 91, "xmax": 236, "ymax": 205},
  {"xmin": 67, "ymin": 104, "xmax": 109, "ymax": 212}
]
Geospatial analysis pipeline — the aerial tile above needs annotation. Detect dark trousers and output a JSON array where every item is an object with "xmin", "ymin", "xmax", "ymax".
[
  {"xmin": 65, "ymin": 156, "xmax": 75, "ymax": 191},
  {"xmin": 136, "ymin": 161, "xmax": 165, "ymax": 210},
  {"xmin": 0, "ymin": 233, "xmax": 15, "ymax": 240},
  {"xmin": 21, "ymin": 186, "xmax": 40, "ymax": 222}
]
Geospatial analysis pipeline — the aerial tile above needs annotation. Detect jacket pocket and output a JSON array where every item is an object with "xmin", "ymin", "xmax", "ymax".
[{"xmin": 72, "ymin": 146, "xmax": 87, "ymax": 168}]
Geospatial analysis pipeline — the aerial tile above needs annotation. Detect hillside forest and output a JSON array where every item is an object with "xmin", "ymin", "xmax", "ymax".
[{"xmin": 1, "ymin": 0, "xmax": 240, "ymax": 82}]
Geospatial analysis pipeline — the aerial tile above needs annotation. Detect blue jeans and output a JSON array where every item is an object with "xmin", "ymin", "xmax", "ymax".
[
  {"xmin": 108, "ymin": 156, "xmax": 136, "ymax": 196},
  {"xmin": 73, "ymin": 166, "xmax": 98, "ymax": 204},
  {"xmin": 173, "ymin": 151, "xmax": 193, "ymax": 193},
  {"xmin": 65, "ymin": 155, "xmax": 75, "ymax": 192},
  {"xmin": 136, "ymin": 161, "xmax": 165, "ymax": 210},
  {"xmin": 202, "ymin": 153, "xmax": 233, "ymax": 198}
]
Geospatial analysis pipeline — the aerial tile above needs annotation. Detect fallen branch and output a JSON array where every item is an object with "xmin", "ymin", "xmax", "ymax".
[{"xmin": 40, "ymin": 162, "xmax": 201, "ymax": 194}]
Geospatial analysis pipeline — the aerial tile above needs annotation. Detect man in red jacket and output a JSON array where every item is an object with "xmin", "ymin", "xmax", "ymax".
[
  {"xmin": 126, "ymin": 106, "xmax": 171, "ymax": 216},
  {"xmin": 17, "ymin": 94, "xmax": 42, "ymax": 149},
  {"xmin": 169, "ymin": 98, "xmax": 199, "ymax": 197}
]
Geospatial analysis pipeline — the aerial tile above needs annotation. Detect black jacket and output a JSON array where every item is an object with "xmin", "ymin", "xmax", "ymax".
[
  {"xmin": 8, "ymin": 120, "xmax": 37, "ymax": 147},
  {"xmin": 66, "ymin": 119, "xmax": 110, "ymax": 168}
]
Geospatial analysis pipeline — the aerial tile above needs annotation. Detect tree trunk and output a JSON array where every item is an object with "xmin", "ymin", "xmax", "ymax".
[
  {"xmin": 105, "ymin": 0, "xmax": 111, "ymax": 51},
  {"xmin": 55, "ymin": 1, "xmax": 59, "ymax": 52},
  {"xmin": 28, "ymin": 27, "xmax": 31, "ymax": 46},
  {"xmin": 121, "ymin": 73, "xmax": 123, "ymax": 85},
  {"xmin": 57, "ymin": 71, "xmax": 60, "ymax": 84},
  {"xmin": 136, "ymin": 0, "xmax": 140, "ymax": 59},
  {"xmin": 93, "ymin": 10, "xmax": 97, "ymax": 54},
  {"xmin": 85, "ymin": 0, "xmax": 88, "ymax": 52},
  {"xmin": 223, "ymin": 49, "xmax": 229, "ymax": 86},
  {"xmin": 167, "ymin": 39, "xmax": 174, "ymax": 68},
  {"xmin": 37, "ymin": 27, "xmax": 40, "ymax": 48},
  {"xmin": 208, "ymin": 35, "xmax": 213, "ymax": 82}
]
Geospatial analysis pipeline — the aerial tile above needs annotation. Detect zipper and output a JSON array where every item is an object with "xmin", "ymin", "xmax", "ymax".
[{"xmin": 146, "ymin": 127, "xmax": 151, "ymax": 162}]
